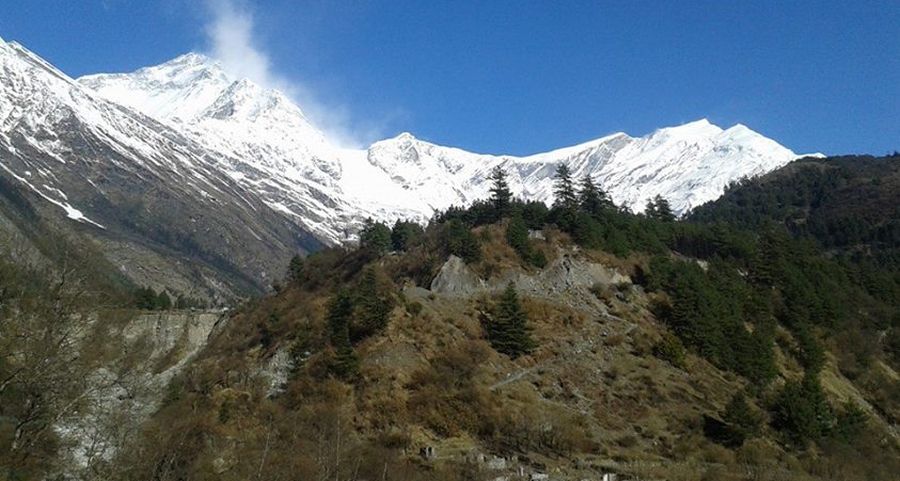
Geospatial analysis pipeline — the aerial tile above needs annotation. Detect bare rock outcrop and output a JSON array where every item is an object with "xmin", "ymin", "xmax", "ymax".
[{"xmin": 430, "ymin": 255, "xmax": 486, "ymax": 296}]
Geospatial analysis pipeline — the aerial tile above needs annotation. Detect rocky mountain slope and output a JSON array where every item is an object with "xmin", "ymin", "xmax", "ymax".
[
  {"xmin": 0, "ymin": 38, "xmax": 322, "ymax": 300},
  {"xmin": 87, "ymin": 219, "xmax": 898, "ymax": 481}
]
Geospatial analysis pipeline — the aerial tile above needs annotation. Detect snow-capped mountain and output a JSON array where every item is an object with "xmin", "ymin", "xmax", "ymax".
[
  {"xmin": 0, "ymin": 36, "xmax": 811, "ymax": 297},
  {"xmin": 79, "ymin": 52, "xmax": 807, "ymax": 241},
  {"xmin": 0, "ymin": 37, "xmax": 322, "ymax": 299}
]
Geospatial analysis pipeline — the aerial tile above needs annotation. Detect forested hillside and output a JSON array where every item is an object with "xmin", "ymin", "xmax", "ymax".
[
  {"xmin": 3, "ymin": 159, "xmax": 899, "ymax": 480},
  {"xmin": 691, "ymin": 154, "xmax": 900, "ymax": 251}
]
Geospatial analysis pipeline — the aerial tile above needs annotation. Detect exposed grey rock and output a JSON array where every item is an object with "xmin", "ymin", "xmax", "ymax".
[
  {"xmin": 504, "ymin": 253, "xmax": 630, "ymax": 296},
  {"xmin": 257, "ymin": 347, "xmax": 294, "ymax": 397},
  {"xmin": 55, "ymin": 310, "xmax": 226, "ymax": 475},
  {"xmin": 430, "ymin": 255, "xmax": 486, "ymax": 296}
]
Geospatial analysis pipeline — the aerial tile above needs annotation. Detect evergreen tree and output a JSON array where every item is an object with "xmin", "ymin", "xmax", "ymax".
[
  {"xmin": 484, "ymin": 283, "xmax": 536, "ymax": 358},
  {"xmin": 488, "ymin": 166, "xmax": 513, "ymax": 218},
  {"xmin": 134, "ymin": 286, "xmax": 158, "ymax": 310},
  {"xmin": 772, "ymin": 373, "xmax": 833, "ymax": 445},
  {"xmin": 833, "ymin": 401, "xmax": 868, "ymax": 442},
  {"xmin": 444, "ymin": 220, "xmax": 481, "ymax": 263},
  {"xmin": 288, "ymin": 254, "xmax": 305, "ymax": 283},
  {"xmin": 646, "ymin": 195, "xmax": 675, "ymax": 222},
  {"xmin": 359, "ymin": 218, "xmax": 392, "ymax": 254},
  {"xmin": 259, "ymin": 312, "xmax": 277, "ymax": 349},
  {"xmin": 351, "ymin": 267, "xmax": 394, "ymax": 341},
  {"xmin": 506, "ymin": 214, "xmax": 530, "ymax": 257},
  {"xmin": 578, "ymin": 175, "xmax": 613, "ymax": 215},
  {"xmin": 520, "ymin": 200, "xmax": 549, "ymax": 229},
  {"xmin": 156, "ymin": 290, "xmax": 172, "ymax": 310},
  {"xmin": 391, "ymin": 219, "xmax": 424, "ymax": 251},
  {"xmin": 326, "ymin": 290, "xmax": 359, "ymax": 379},
  {"xmin": 721, "ymin": 392, "xmax": 763, "ymax": 446},
  {"xmin": 553, "ymin": 164, "xmax": 578, "ymax": 210}
]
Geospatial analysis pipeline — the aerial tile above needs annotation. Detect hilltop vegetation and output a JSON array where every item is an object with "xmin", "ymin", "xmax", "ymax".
[{"xmin": 2, "ymin": 157, "xmax": 899, "ymax": 480}]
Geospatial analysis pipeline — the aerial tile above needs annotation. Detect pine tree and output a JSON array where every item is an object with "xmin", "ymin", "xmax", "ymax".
[
  {"xmin": 655, "ymin": 195, "xmax": 675, "ymax": 222},
  {"xmin": 488, "ymin": 166, "xmax": 513, "ymax": 218},
  {"xmin": 645, "ymin": 197, "xmax": 658, "ymax": 219},
  {"xmin": 553, "ymin": 164, "xmax": 577, "ymax": 210},
  {"xmin": 359, "ymin": 218, "xmax": 392, "ymax": 254},
  {"xmin": 772, "ymin": 373, "xmax": 833, "ymax": 445},
  {"xmin": 134, "ymin": 286, "xmax": 158, "ymax": 310},
  {"xmin": 391, "ymin": 219, "xmax": 423, "ymax": 251},
  {"xmin": 445, "ymin": 220, "xmax": 481, "ymax": 263},
  {"xmin": 326, "ymin": 290, "xmax": 359, "ymax": 379},
  {"xmin": 484, "ymin": 283, "xmax": 536, "ymax": 358},
  {"xmin": 722, "ymin": 392, "xmax": 763, "ymax": 446},
  {"xmin": 646, "ymin": 195, "xmax": 675, "ymax": 222},
  {"xmin": 288, "ymin": 254, "xmax": 305, "ymax": 283},
  {"xmin": 506, "ymin": 214, "xmax": 530, "ymax": 256},
  {"xmin": 156, "ymin": 290, "xmax": 171, "ymax": 310},
  {"xmin": 351, "ymin": 267, "xmax": 394, "ymax": 341},
  {"xmin": 578, "ymin": 175, "xmax": 613, "ymax": 215}
]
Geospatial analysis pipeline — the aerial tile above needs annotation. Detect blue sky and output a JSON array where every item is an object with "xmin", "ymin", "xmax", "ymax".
[{"xmin": 1, "ymin": 1, "xmax": 897, "ymax": 155}]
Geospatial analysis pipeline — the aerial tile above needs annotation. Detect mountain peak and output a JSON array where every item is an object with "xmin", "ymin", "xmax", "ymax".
[
  {"xmin": 666, "ymin": 118, "xmax": 721, "ymax": 133},
  {"xmin": 165, "ymin": 52, "xmax": 215, "ymax": 67},
  {"xmin": 393, "ymin": 132, "xmax": 417, "ymax": 142}
]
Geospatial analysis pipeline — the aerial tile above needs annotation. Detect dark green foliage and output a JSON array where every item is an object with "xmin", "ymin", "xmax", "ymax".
[
  {"xmin": 258, "ymin": 312, "xmax": 277, "ymax": 349},
  {"xmin": 647, "ymin": 257, "xmax": 776, "ymax": 385},
  {"xmin": 832, "ymin": 401, "xmax": 868, "ymax": 442},
  {"xmin": 793, "ymin": 325, "xmax": 826, "ymax": 374},
  {"xmin": 571, "ymin": 211, "xmax": 603, "ymax": 249},
  {"xmin": 506, "ymin": 214, "xmax": 529, "ymax": 256},
  {"xmin": 483, "ymin": 283, "xmax": 536, "ymax": 358},
  {"xmin": 359, "ymin": 218, "xmax": 392, "ymax": 255},
  {"xmin": 506, "ymin": 215, "xmax": 545, "ymax": 267},
  {"xmin": 653, "ymin": 331, "xmax": 686, "ymax": 368},
  {"xmin": 720, "ymin": 392, "xmax": 763, "ymax": 447},
  {"xmin": 520, "ymin": 200, "xmax": 549, "ymax": 230},
  {"xmin": 325, "ymin": 290, "xmax": 359, "ymax": 379},
  {"xmin": 886, "ymin": 327, "xmax": 900, "ymax": 364},
  {"xmin": 578, "ymin": 175, "xmax": 613, "ymax": 216},
  {"xmin": 350, "ymin": 268, "xmax": 394, "ymax": 342},
  {"xmin": 772, "ymin": 374, "xmax": 833, "ymax": 445},
  {"xmin": 443, "ymin": 219, "xmax": 481, "ymax": 263},
  {"xmin": 391, "ymin": 219, "xmax": 424, "ymax": 251},
  {"xmin": 174, "ymin": 294, "xmax": 206, "ymax": 310},
  {"xmin": 133, "ymin": 286, "xmax": 174, "ymax": 310},
  {"xmin": 156, "ymin": 290, "xmax": 172, "ymax": 310},
  {"xmin": 645, "ymin": 195, "xmax": 675, "ymax": 222},
  {"xmin": 553, "ymin": 164, "xmax": 577, "ymax": 210},
  {"xmin": 133, "ymin": 286, "xmax": 158, "ymax": 310},
  {"xmin": 488, "ymin": 166, "xmax": 513, "ymax": 218},
  {"xmin": 288, "ymin": 254, "xmax": 305, "ymax": 282},
  {"xmin": 691, "ymin": 156, "xmax": 900, "ymax": 252}
]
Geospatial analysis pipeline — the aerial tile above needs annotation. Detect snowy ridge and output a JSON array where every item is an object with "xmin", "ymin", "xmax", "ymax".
[
  {"xmin": 0, "ymin": 37, "xmax": 326, "ymax": 297},
  {"xmin": 79, "ymin": 51, "xmax": 810, "ymax": 241},
  {"xmin": 2, "ymin": 37, "xmax": 811, "ymax": 250}
]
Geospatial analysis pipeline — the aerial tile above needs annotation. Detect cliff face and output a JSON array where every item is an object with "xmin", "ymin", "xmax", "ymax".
[{"xmin": 55, "ymin": 310, "xmax": 225, "ymax": 475}]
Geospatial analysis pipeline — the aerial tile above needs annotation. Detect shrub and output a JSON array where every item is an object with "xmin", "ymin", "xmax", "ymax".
[{"xmin": 653, "ymin": 331, "xmax": 687, "ymax": 368}]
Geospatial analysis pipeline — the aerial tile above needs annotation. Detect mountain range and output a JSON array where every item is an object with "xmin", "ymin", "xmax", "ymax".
[{"xmin": 0, "ymin": 36, "xmax": 813, "ymax": 299}]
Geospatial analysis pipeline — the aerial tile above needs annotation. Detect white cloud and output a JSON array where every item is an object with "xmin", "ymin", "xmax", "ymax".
[{"xmin": 202, "ymin": 0, "xmax": 368, "ymax": 148}]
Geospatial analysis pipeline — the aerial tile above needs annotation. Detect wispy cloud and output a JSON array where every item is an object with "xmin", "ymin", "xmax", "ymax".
[{"xmin": 202, "ymin": 0, "xmax": 371, "ymax": 148}]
